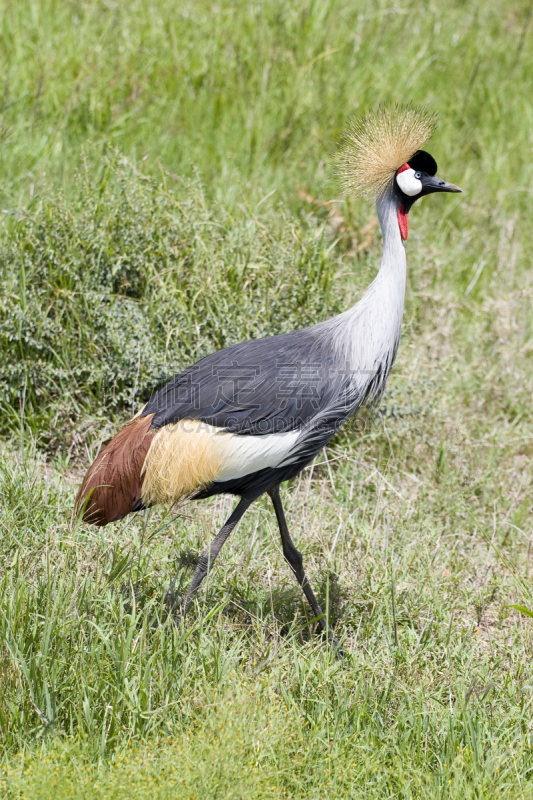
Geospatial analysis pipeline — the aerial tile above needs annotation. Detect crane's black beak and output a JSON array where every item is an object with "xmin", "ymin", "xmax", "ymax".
[{"xmin": 422, "ymin": 175, "xmax": 462, "ymax": 195}]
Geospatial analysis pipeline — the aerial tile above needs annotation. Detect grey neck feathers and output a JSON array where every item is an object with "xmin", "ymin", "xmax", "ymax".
[{"xmin": 321, "ymin": 185, "xmax": 407, "ymax": 401}]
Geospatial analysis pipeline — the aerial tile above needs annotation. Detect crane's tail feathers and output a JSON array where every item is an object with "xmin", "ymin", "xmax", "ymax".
[
  {"xmin": 74, "ymin": 414, "xmax": 156, "ymax": 526},
  {"xmin": 74, "ymin": 416, "xmax": 230, "ymax": 527}
]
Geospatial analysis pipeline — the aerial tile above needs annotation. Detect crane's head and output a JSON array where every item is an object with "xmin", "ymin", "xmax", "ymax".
[
  {"xmin": 339, "ymin": 105, "xmax": 462, "ymax": 240},
  {"xmin": 393, "ymin": 149, "xmax": 461, "ymax": 240}
]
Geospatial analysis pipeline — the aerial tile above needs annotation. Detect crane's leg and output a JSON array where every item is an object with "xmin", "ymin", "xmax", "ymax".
[
  {"xmin": 177, "ymin": 496, "xmax": 252, "ymax": 617},
  {"xmin": 268, "ymin": 485, "xmax": 342, "ymax": 656}
]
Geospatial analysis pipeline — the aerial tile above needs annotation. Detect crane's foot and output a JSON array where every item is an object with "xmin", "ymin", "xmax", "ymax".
[
  {"xmin": 324, "ymin": 626, "xmax": 344, "ymax": 659},
  {"xmin": 329, "ymin": 635, "xmax": 344, "ymax": 659},
  {"xmin": 163, "ymin": 585, "xmax": 182, "ymax": 615},
  {"xmin": 144, "ymin": 586, "xmax": 186, "ymax": 632}
]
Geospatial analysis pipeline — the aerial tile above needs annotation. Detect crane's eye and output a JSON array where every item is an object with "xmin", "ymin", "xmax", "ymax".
[{"xmin": 414, "ymin": 172, "xmax": 422, "ymax": 180}]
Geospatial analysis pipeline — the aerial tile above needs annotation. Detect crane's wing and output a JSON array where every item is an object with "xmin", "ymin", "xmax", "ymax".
[
  {"xmin": 141, "ymin": 327, "xmax": 355, "ymax": 436},
  {"xmin": 75, "ymin": 327, "xmax": 369, "ymax": 525}
]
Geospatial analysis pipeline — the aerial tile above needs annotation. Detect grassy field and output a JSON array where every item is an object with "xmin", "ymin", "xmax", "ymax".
[{"xmin": 1, "ymin": 0, "xmax": 533, "ymax": 796}]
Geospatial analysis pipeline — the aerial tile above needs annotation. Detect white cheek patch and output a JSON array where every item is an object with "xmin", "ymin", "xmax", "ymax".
[{"xmin": 396, "ymin": 168, "xmax": 422, "ymax": 197}]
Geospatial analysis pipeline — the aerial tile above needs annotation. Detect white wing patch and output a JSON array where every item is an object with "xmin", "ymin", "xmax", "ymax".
[
  {"xmin": 215, "ymin": 429, "xmax": 301, "ymax": 481},
  {"xmin": 396, "ymin": 168, "xmax": 422, "ymax": 197}
]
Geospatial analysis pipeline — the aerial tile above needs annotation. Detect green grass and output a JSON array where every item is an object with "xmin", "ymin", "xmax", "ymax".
[
  {"xmin": 1, "ymin": 451, "xmax": 533, "ymax": 799},
  {"xmin": 1, "ymin": 0, "xmax": 533, "ymax": 796}
]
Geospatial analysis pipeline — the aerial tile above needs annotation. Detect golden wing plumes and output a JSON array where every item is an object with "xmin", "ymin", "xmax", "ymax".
[{"xmin": 338, "ymin": 105, "xmax": 438, "ymax": 200}]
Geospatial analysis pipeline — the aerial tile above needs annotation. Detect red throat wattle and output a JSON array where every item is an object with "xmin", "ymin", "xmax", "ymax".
[{"xmin": 398, "ymin": 204, "xmax": 408, "ymax": 241}]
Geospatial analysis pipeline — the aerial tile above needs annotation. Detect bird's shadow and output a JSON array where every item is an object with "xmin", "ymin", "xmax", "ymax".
[{"xmin": 121, "ymin": 549, "xmax": 347, "ymax": 649}]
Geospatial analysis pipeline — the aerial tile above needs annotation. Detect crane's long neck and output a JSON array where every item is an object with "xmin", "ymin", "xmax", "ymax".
[
  {"xmin": 367, "ymin": 187, "xmax": 407, "ymax": 335},
  {"xmin": 375, "ymin": 186, "xmax": 406, "ymax": 284},
  {"xmin": 327, "ymin": 185, "xmax": 407, "ymax": 399}
]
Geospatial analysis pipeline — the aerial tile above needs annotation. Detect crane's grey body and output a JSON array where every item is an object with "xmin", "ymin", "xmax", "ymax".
[{"xmin": 143, "ymin": 187, "xmax": 405, "ymax": 503}]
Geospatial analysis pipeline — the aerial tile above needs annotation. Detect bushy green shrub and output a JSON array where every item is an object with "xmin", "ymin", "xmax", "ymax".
[{"xmin": 0, "ymin": 155, "xmax": 343, "ymax": 441}]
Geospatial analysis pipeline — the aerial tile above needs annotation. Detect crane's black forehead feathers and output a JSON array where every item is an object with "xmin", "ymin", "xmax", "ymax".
[{"xmin": 408, "ymin": 150, "xmax": 437, "ymax": 175}]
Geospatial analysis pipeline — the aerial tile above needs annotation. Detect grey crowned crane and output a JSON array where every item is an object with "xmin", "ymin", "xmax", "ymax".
[{"xmin": 75, "ymin": 106, "xmax": 461, "ymax": 648}]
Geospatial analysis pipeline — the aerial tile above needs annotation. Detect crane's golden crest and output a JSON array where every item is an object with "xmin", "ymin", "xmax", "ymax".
[{"xmin": 338, "ymin": 105, "xmax": 437, "ymax": 199}]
